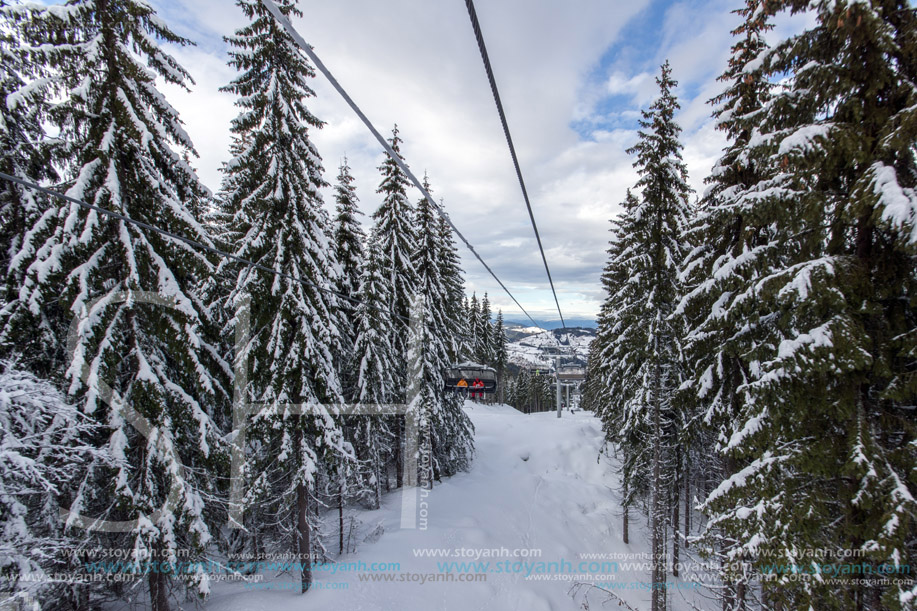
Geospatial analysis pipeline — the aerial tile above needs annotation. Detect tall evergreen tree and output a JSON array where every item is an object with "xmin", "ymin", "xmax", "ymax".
[
  {"xmin": 477, "ymin": 293, "xmax": 494, "ymax": 366},
  {"xmin": 536, "ymin": 373, "xmax": 555, "ymax": 413},
  {"xmin": 596, "ymin": 63, "xmax": 693, "ymax": 611},
  {"xmin": 372, "ymin": 125, "xmax": 417, "ymax": 401},
  {"xmin": 468, "ymin": 293, "xmax": 480, "ymax": 362},
  {"xmin": 685, "ymin": 1, "xmax": 917, "ymax": 608},
  {"xmin": 0, "ymin": 361, "xmax": 104, "ymax": 608},
  {"xmin": 351, "ymin": 230, "xmax": 396, "ymax": 507},
  {"xmin": 436, "ymin": 209, "xmax": 466, "ymax": 364},
  {"xmin": 0, "ymin": 3, "xmax": 59, "ymax": 370},
  {"xmin": 627, "ymin": 63, "xmax": 692, "ymax": 611},
  {"xmin": 676, "ymin": 2, "xmax": 777, "ymax": 606},
  {"xmin": 494, "ymin": 310, "xmax": 508, "ymax": 403},
  {"xmin": 333, "ymin": 159, "xmax": 365, "ymax": 305},
  {"xmin": 219, "ymin": 0, "xmax": 347, "ymax": 594},
  {"xmin": 332, "ymin": 158, "xmax": 366, "ymax": 402},
  {"xmin": 329, "ymin": 158, "xmax": 368, "ymax": 542},
  {"xmin": 352, "ymin": 233, "xmax": 395, "ymax": 405},
  {"xmin": 504, "ymin": 373, "xmax": 517, "ymax": 410},
  {"xmin": 11, "ymin": 2, "xmax": 224, "ymax": 608},
  {"xmin": 596, "ymin": 190, "xmax": 653, "ymax": 550},
  {"xmin": 409, "ymin": 177, "xmax": 473, "ymax": 478}
]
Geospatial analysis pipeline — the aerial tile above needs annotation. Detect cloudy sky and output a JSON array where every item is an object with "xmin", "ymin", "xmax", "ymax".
[{"xmin": 153, "ymin": 0, "xmax": 808, "ymax": 323}]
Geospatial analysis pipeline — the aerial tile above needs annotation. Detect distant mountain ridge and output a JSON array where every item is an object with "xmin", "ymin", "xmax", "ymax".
[
  {"xmin": 503, "ymin": 324, "xmax": 595, "ymax": 369},
  {"xmin": 505, "ymin": 318, "xmax": 597, "ymax": 330}
]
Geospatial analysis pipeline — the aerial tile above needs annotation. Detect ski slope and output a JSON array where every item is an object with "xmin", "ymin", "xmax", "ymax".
[{"xmin": 206, "ymin": 403, "xmax": 710, "ymax": 610}]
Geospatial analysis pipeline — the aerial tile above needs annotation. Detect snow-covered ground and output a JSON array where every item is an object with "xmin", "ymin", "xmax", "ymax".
[{"xmin": 205, "ymin": 403, "xmax": 711, "ymax": 610}]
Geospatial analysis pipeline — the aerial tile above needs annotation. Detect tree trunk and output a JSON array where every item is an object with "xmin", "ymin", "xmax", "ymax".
[
  {"xmin": 148, "ymin": 542, "xmax": 170, "ymax": 611},
  {"xmin": 760, "ymin": 583, "xmax": 772, "ymax": 611},
  {"xmin": 673, "ymin": 470, "xmax": 680, "ymax": 578},
  {"xmin": 684, "ymin": 470, "xmax": 690, "ymax": 548},
  {"xmin": 374, "ymin": 462, "xmax": 383, "ymax": 507},
  {"xmin": 651, "ymin": 339, "xmax": 666, "ymax": 611},
  {"xmin": 338, "ymin": 482, "xmax": 345, "ymax": 555},
  {"xmin": 395, "ymin": 417, "xmax": 404, "ymax": 488},
  {"xmin": 68, "ymin": 584, "xmax": 89, "ymax": 610},
  {"xmin": 296, "ymin": 482, "xmax": 312, "ymax": 593},
  {"xmin": 252, "ymin": 505, "xmax": 263, "ymax": 568},
  {"xmin": 372, "ymin": 439, "xmax": 383, "ymax": 509},
  {"xmin": 855, "ymin": 207, "xmax": 873, "ymax": 262},
  {"xmin": 622, "ymin": 502, "xmax": 629, "ymax": 545}
]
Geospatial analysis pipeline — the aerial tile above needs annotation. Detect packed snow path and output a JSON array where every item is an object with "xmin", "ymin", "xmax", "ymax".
[{"xmin": 206, "ymin": 404, "xmax": 704, "ymax": 610}]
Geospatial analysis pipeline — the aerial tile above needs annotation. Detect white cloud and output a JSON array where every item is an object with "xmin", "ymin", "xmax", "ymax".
[
  {"xmin": 158, "ymin": 46, "xmax": 238, "ymax": 192},
  {"xmin": 152, "ymin": 0, "xmax": 807, "ymax": 321},
  {"xmin": 606, "ymin": 71, "xmax": 656, "ymax": 104}
]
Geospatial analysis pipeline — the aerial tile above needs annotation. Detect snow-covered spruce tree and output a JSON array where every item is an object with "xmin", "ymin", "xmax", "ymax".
[
  {"xmin": 372, "ymin": 125, "xmax": 417, "ymax": 393},
  {"xmin": 687, "ymin": 1, "xmax": 917, "ymax": 608},
  {"xmin": 10, "ymin": 2, "xmax": 225, "ymax": 609},
  {"xmin": 536, "ymin": 372, "xmax": 555, "ymax": 413},
  {"xmin": 408, "ymin": 178, "xmax": 473, "ymax": 479},
  {"xmin": 581, "ymin": 336, "xmax": 604, "ymax": 413},
  {"xmin": 436, "ymin": 209, "xmax": 466, "ymax": 364},
  {"xmin": 676, "ymin": 1, "xmax": 777, "ymax": 607},
  {"xmin": 513, "ymin": 373, "xmax": 525, "ymax": 411},
  {"xmin": 588, "ymin": 212, "xmax": 642, "ymax": 534},
  {"xmin": 508, "ymin": 368, "xmax": 526, "ymax": 412},
  {"xmin": 0, "ymin": 0, "xmax": 50, "ymax": 269},
  {"xmin": 628, "ymin": 64, "xmax": 692, "ymax": 611},
  {"xmin": 596, "ymin": 62, "xmax": 693, "ymax": 611},
  {"xmin": 510, "ymin": 369, "xmax": 529, "ymax": 414},
  {"xmin": 477, "ymin": 293, "xmax": 494, "ymax": 366},
  {"xmin": 219, "ymin": 0, "xmax": 348, "ymax": 594},
  {"xmin": 330, "ymin": 158, "xmax": 375, "ymax": 516},
  {"xmin": 0, "ymin": 362, "xmax": 104, "ymax": 608},
  {"xmin": 467, "ymin": 292, "xmax": 480, "ymax": 361},
  {"xmin": 0, "ymin": 2, "xmax": 60, "ymax": 372},
  {"xmin": 595, "ymin": 191, "xmax": 648, "ymax": 547},
  {"xmin": 516, "ymin": 369, "xmax": 543, "ymax": 413},
  {"xmin": 459, "ymin": 295, "xmax": 471, "ymax": 359},
  {"xmin": 332, "ymin": 160, "xmax": 365, "ymax": 297},
  {"xmin": 332, "ymin": 158, "xmax": 365, "ymax": 377},
  {"xmin": 503, "ymin": 374, "xmax": 516, "ymax": 409},
  {"xmin": 524, "ymin": 370, "xmax": 537, "ymax": 413},
  {"xmin": 351, "ymin": 229, "xmax": 396, "ymax": 507},
  {"xmin": 493, "ymin": 310, "xmax": 508, "ymax": 403},
  {"xmin": 371, "ymin": 126, "xmax": 416, "ymax": 489}
]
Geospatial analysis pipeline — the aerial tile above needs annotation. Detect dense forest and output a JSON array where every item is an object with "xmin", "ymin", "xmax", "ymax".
[
  {"xmin": 0, "ymin": 0, "xmax": 510, "ymax": 608},
  {"xmin": 584, "ymin": 2, "xmax": 917, "ymax": 609},
  {"xmin": 1, "ymin": 0, "xmax": 915, "ymax": 610}
]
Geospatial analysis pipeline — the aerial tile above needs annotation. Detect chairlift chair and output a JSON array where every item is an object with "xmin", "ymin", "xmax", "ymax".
[{"xmin": 444, "ymin": 362, "xmax": 497, "ymax": 398}]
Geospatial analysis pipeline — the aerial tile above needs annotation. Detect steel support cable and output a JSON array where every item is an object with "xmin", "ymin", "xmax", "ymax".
[
  {"xmin": 2, "ymin": 5, "xmax": 559, "ymax": 338},
  {"xmin": 261, "ymin": 0, "xmax": 545, "ymax": 332},
  {"xmin": 463, "ymin": 0, "xmax": 567, "ymax": 331},
  {"xmin": 0, "ymin": 171, "xmax": 410, "ymax": 323}
]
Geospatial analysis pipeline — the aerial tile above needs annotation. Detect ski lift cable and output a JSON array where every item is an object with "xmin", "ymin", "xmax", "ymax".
[
  {"xmin": 1, "ymin": 172, "xmax": 550, "ymax": 351},
  {"xmin": 1, "ymin": 6, "xmax": 562, "ymax": 339},
  {"xmin": 463, "ymin": 0, "xmax": 568, "ymax": 333},
  {"xmin": 0, "ymin": 170, "xmax": 410, "ymax": 324},
  {"xmin": 260, "ymin": 0, "xmax": 546, "ymax": 333}
]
